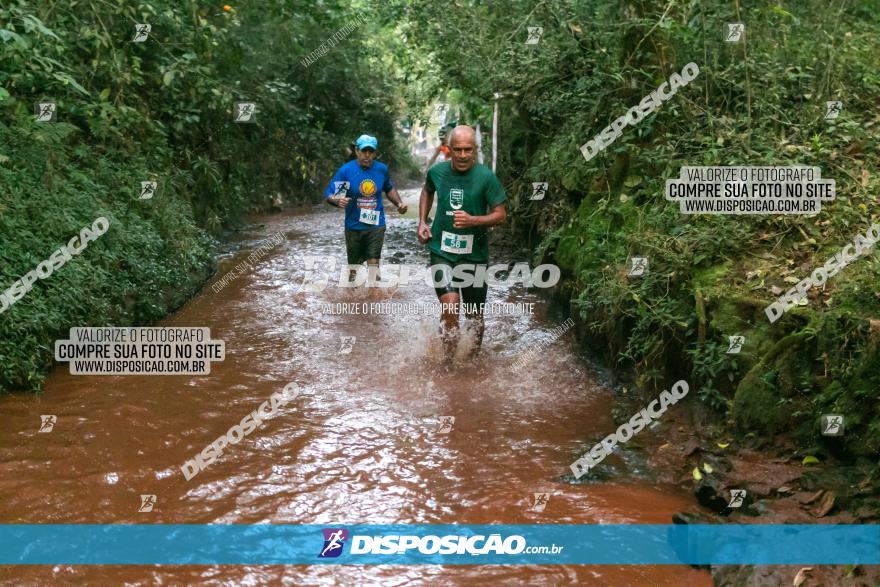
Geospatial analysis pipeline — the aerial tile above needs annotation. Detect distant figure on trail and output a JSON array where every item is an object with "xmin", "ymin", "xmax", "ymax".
[
  {"xmin": 325, "ymin": 134, "xmax": 407, "ymax": 282},
  {"xmin": 425, "ymin": 127, "xmax": 451, "ymax": 170},
  {"xmin": 417, "ymin": 125, "xmax": 507, "ymax": 362}
]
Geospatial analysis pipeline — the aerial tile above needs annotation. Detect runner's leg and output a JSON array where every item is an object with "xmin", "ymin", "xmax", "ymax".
[
  {"xmin": 430, "ymin": 254, "xmax": 459, "ymax": 361},
  {"xmin": 438, "ymin": 292, "xmax": 460, "ymax": 360},
  {"xmin": 365, "ymin": 227, "xmax": 385, "ymax": 284},
  {"xmin": 344, "ymin": 230, "xmax": 361, "ymax": 283},
  {"xmin": 461, "ymin": 265, "xmax": 488, "ymax": 358}
]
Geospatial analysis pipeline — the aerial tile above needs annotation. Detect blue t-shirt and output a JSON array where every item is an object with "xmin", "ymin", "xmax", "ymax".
[{"xmin": 324, "ymin": 160, "xmax": 394, "ymax": 230}]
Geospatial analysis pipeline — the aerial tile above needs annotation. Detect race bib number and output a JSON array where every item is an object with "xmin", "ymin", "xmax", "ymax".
[
  {"xmin": 359, "ymin": 208, "xmax": 380, "ymax": 225},
  {"xmin": 440, "ymin": 231, "xmax": 473, "ymax": 255}
]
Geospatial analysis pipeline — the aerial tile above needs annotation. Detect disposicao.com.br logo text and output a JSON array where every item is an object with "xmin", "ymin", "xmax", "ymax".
[{"xmin": 318, "ymin": 528, "xmax": 563, "ymax": 557}]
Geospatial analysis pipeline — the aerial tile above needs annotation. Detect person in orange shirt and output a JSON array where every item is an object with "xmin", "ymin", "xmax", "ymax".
[{"xmin": 425, "ymin": 127, "xmax": 451, "ymax": 170}]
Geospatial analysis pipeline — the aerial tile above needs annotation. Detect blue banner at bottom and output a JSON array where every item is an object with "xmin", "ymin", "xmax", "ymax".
[{"xmin": 1, "ymin": 524, "xmax": 878, "ymax": 565}]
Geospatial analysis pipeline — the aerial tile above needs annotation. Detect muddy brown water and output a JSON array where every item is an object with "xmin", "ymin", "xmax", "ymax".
[{"xmin": 0, "ymin": 189, "xmax": 709, "ymax": 585}]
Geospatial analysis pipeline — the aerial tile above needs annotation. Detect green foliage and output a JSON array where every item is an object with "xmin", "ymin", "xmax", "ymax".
[
  {"xmin": 0, "ymin": 0, "xmax": 407, "ymax": 390},
  {"xmin": 390, "ymin": 0, "xmax": 880, "ymax": 454},
  {"xmin": 686, "ymin": 341, "xmax": 740, "ymax": 412}
]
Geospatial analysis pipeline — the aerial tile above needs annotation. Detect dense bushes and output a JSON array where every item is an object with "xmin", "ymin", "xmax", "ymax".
[
  {"xmin": 0, "ymin": 0, "xmax": 405, "ymax": 390},
  {"xmin": 391, "ymin": 0, "xmax": 880, "ymax": 457}
]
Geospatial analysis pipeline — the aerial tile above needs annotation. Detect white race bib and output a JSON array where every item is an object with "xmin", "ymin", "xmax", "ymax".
[
  {"xmin": 440, "ymin": 231, "xmax": 473, "ymax": 255},
  {"xmin": 359, "ymin": 208, "xmax": 380, "ymax": 225}
]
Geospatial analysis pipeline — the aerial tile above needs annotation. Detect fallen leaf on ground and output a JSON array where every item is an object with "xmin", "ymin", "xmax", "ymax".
[
  {"xmin": 802, "ymin": 455, "xmax": 820, "ymax": 466},
  {"xmin": 801, "ymin": 490, "xmax": 825, "ymax": 505},
  {"xmin": 717, "ymin": 442, "xmax": 730, "ymax": 449},
  {"xmin": 810, "ymin": 490, "xmax": 836, "ymax": 517},
  {"xmin": 692, "ymin": 467, "xmax": 703, "ymax": 481},
  {"xmin": 702, "ymin": 463, "xmax": 714, "ymax": 473},
  {"xmin": 793, "ymin": 566, "xmax": 813, "ymax": 586}
]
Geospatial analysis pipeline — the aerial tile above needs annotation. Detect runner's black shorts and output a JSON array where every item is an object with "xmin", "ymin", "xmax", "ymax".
[
  {"xmin": 429, "ymin": 253, "xmax": 488, "ymax": 312},
  {"xmin": 345, "ymin": 227, "xmax": 385, "ymax": 264}
]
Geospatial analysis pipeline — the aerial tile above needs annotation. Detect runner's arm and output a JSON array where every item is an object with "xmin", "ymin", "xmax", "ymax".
[
  {"xmin": 417, "ymin": 186, "xmax": 434, "ymax": 244},
  {"xmin": 326, "ymin": 195, "xmax": 346, "ymax": 208},
  {"xmin": 425, "ymin": 147, "xmax": 440, "ymax": 169},
  {"xmin": 419, "ymin": 186, "xmax": 434, "ymax": 225},
  {"xmin": 385, "ymin": 187, "xmax": 404, "ymax": 209},
  {"xmin": 324, "ymin": 170, "xmax": 350, "ymax": 208},
  {"xmin": 452, "ymin": 203, "xmax": 507, "ymax": 229}
]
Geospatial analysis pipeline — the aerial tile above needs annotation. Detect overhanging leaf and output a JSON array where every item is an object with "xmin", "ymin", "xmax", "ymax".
[{"xmin": 52, "ymin": 72, "xmax": 89, "ymax": 95}]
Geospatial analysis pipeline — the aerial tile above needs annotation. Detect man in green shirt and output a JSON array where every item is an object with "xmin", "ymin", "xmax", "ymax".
[{"xmin": 417, "ymin": 125, "xmax": 508, "ymax": 360}]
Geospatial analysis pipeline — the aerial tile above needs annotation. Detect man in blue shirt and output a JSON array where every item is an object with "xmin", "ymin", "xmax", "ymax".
[{"xmin": 325, "ymin": 135, "xmax": 407, "ymax": 281}]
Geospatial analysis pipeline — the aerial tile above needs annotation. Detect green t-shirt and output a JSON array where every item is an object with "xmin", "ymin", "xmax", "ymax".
[{"xmin": 426, "ymin": 162, "xmax": 507, "ymax": 263}]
